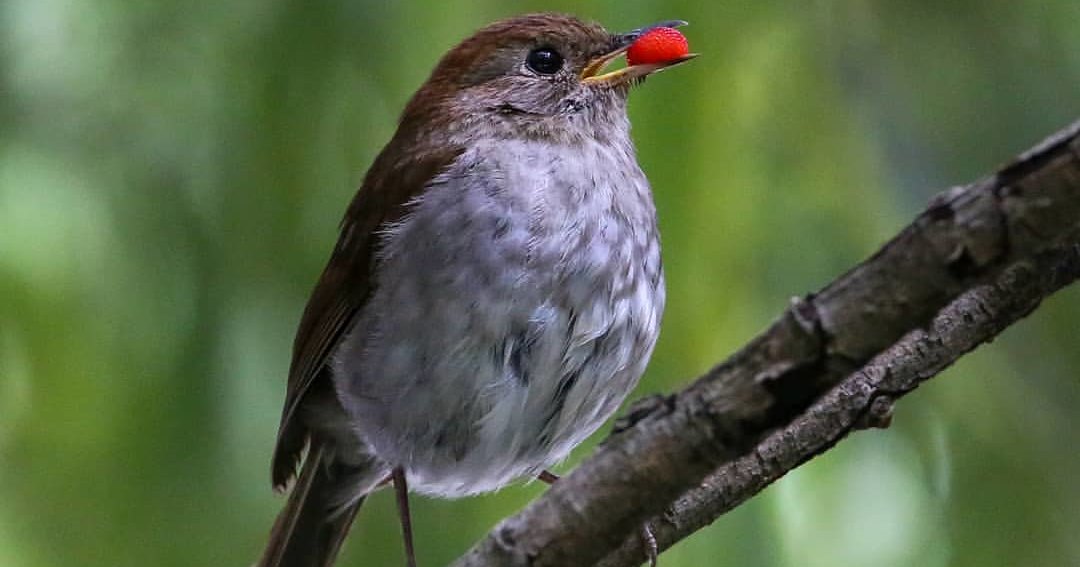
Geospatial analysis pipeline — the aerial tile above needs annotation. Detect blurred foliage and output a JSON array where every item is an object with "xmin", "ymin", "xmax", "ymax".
[{"xmin": 1, "ymin": 1, "xmax": 1079, "ymax": 566}]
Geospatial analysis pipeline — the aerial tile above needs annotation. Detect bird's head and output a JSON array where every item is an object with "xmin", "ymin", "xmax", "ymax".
[{"xmin": 399, "ymin": 13, "xmax": 695, "ymax": 142}]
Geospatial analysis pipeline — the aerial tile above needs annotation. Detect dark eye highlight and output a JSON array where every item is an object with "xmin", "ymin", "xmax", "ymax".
[{"xmin": 526, "ymin": 47, "xmax": 564, "ymax": 75}]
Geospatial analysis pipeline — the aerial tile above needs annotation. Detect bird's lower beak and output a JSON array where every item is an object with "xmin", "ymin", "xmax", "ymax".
[{"xmin": 581, "ymin": 20, "xmax": 697, "ymax": 87}]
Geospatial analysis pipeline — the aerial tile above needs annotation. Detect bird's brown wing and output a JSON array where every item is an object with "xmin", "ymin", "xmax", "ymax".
[{"xmin": 271, "ymin": 143, "xmax": 464, "ymax": 488}]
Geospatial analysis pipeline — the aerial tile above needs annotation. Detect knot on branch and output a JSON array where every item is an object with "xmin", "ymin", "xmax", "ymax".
[
  {"xmin": 756, "ymin": 295, "xmax": 830, "ymax": 424},
  {"xmin": 925, "ymin": 186, "xmax": 1008, "ymax": 280},
  {"xmin": 612, "ymin": 394, "xmax": 676, "ymax": 435},
  {"xmin": 854, "ymin": 394, "xmax": 895, "ymax": 430}
]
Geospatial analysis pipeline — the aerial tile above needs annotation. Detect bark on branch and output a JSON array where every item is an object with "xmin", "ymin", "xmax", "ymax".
[{"xmin": 450, "ymin": 119, "xmax": 1080, "ymax": 567}]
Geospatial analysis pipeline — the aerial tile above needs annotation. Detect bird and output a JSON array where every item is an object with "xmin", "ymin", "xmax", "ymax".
[{"xmin": 257, "ymin": 12, "xmax": 694, "ymax": 567}]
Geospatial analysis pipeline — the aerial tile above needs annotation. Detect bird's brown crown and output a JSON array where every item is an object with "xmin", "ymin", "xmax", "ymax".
[
  {"xmin": 399, "ymin": 14, "xmax": 617, "ymax": 125},
  {"xmin": 426, "ymin": 13, "xmax": 612, "ymax": 88}
]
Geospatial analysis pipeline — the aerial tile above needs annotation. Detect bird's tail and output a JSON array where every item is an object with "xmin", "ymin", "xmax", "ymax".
[{"xmin": 256, "ymin": 442, "xmax": 369, "ymax": 567}]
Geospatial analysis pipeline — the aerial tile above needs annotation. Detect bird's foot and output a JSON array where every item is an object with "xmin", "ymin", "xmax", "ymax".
[{"xmin": 537, "ymin": 470, "xmax": 660, "ymax": 566}]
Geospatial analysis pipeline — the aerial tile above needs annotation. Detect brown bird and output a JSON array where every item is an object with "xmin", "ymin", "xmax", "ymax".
[{"xmin": 258, "ymin": 12, "xmax": 694, "ymax": 567}]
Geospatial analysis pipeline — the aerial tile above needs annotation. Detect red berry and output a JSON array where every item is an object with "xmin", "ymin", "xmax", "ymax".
[{"xmin": 626, "ymin": 27, "xmax": 690, "ymax": 66}]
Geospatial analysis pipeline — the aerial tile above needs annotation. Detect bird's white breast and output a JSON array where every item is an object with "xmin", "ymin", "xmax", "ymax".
[{"xmin": 334, "ymin": 136, "xmax": 664, "ymax": 497}]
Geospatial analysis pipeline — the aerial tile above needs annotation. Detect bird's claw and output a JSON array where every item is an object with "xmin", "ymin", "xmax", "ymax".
[{"xmin": 640, "ymin": 521, "xmax": 659, "ymax": 566}]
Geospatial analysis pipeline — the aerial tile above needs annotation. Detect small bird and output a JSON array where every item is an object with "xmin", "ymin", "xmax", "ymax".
[{"xmin": 258, "ymin": 13, "xmax": 694, "ymax": 567}]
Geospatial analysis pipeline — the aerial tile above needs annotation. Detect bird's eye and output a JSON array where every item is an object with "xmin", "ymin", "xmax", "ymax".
[{"xmin": 526, "ymin": 47, "xmax": 564, "ymax": 75}]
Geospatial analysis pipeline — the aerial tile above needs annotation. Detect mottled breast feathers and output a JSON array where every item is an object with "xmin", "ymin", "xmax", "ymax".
[{"xmin": 271, "ymin": 143, "xmax": 464, "ymax": 489}]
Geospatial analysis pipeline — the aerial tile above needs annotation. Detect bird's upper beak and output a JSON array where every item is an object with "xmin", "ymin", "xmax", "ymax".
[{"xmin": 581, "ymin": 20, "xmax": 697, "ymax": 87}]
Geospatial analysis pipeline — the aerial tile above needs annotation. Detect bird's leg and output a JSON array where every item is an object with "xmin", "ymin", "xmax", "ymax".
[
  {"xmin": 392, "ymin": 467, "xmax": 418, "ymax": 567},
  {"xmin": 536, "ymin": 470, "xmax": 659, "ymax": 566}
]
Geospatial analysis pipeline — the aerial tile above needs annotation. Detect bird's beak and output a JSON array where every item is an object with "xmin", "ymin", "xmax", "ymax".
[{"xmin": 581, "ymin": 20, "xmax": 697, "ymax": 87}]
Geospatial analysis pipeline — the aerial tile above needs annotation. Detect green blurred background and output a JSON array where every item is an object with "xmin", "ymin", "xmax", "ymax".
[{"xmin": 2, "ymin": 0, "xmax": 1079, "ymax": 566}]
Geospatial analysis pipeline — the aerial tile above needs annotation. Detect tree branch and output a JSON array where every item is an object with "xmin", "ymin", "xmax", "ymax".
[
  {"xmin": 450, "ymin": 119, "xmax": 1080, "ymax": 567},
  {"xmin": 597, "ymin": 239, "xmax": 1080, "ymax": 567}
]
